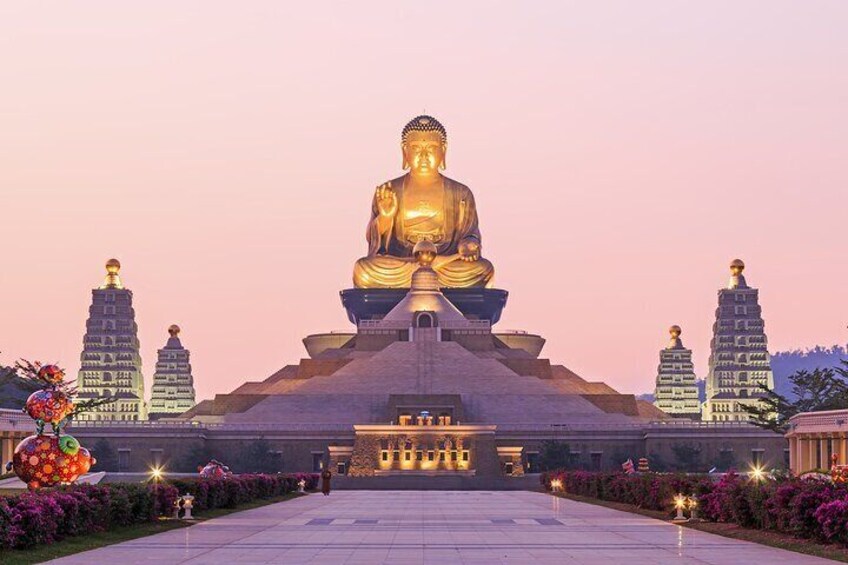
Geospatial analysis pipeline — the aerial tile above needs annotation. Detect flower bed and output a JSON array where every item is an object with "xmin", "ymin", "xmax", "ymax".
[
  {"xmin": 0, "ymin": 473, "xmax": 319, "ymax": 550},
  {"xmin": 542, "ymin": 470, "xmax": 848, "ymax": 545}
]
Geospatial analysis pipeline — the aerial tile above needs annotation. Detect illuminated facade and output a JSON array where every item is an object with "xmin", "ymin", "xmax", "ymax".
[
  {"xmin": 703, "ymin": 260, "xmax": 775, "ymax": 422},
  {"xmin": 653, "ymin": 326, "xmax": 700, "ymax": 419},
  {"xmin": 148, "ymin": 325, "xmax": 196, "ymax": 419},
  {"xmin": 76, "ymin": 259, "xmax": 147, "ymax": 421}
]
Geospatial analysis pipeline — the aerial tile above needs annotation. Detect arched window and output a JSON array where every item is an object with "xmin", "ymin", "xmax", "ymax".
[{"xmin": 416, "ymin": 312, "xmax": 434, "ymax": 328}]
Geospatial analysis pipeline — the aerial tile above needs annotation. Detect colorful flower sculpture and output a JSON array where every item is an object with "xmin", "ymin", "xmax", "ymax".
[
  {"xmin": 10, "ymin": 434, "xmax": 95, "ymax": 489},
  {"xmin": 199, "ymin": 459, "xmax": 232, "ymax": 479},
  {"xmin": 4, "ymin": 360, "xmax": 107, "ymax": 489}
]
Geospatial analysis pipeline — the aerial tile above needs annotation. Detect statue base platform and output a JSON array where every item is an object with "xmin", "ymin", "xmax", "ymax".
[{"xmin": 340, "ymin": 288, "xmax": 508, "ymax": 325}]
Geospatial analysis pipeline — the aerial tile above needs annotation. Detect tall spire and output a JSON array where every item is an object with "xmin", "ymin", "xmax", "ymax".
[
  {"xmin": 727, "ymin": 258, "xmax": 747, "ymax": 289},
  {"xmin": 149, "ymin": 324, "xmax": 196, "ymax": 419},
  {"xmin": 654, "ymin": 324, "xmax": 700, "ymax": 419},
  {"xmin": 100, "ymin": 258, "xmax": 124, "ymax": 289}
]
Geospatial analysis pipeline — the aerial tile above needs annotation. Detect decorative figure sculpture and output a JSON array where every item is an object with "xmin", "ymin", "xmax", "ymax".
[
  {"xmin": 830, "ymin": 453, "xmax": 848, "ymax": 483},
  {"xmin": 353, "ymin": 115, "xmax": 495, "ymax": 289},
  {"xmin": 199, "ymin": 459, "xmax": 232, "ymax": 479},
  {"xmin": 5, "ymin": 360, "xmax": 104, "ymax": 489}
]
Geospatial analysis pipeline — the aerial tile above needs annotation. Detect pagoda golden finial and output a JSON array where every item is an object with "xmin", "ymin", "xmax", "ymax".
[
  {"xmin": 667, "ymin": 325, "xmax": 683, "ymax": 349},
  {"xmin": 730, "ymin": 259, "xmax": 745, "ymax": 276},
  {"xmin": 100, "ymin": 258, "xmax": 124, "ymax": 289},
  {"xmin": 168, "ymin": 324, "xmax": 181, "ymax": 337},
  {"xmin": 728, "ymin": 258, "xmax": 748, "ymax": 289}
]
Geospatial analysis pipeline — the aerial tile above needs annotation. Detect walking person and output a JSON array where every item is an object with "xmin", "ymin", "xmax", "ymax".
[{"xmin": 321, "ymin": 467, "xmax": 332, "ymax": 496}]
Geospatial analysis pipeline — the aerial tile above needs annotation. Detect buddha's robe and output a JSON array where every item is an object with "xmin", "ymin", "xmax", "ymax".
[{"xmin": 353, "ymin": 174, "xmax": 494, "ymax": 288}]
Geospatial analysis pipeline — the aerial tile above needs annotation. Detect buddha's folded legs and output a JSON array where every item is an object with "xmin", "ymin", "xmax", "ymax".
[{"xmin": 353, "ymin": 255, "xmax": 494, "ymax": 289}]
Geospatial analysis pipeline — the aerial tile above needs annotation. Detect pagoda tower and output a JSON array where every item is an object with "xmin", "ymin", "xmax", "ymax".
[
  {"xmin": 702, "ymin": 259, "xmax": 774, "ymax": 422},
  {"xmin": 76, "ymin": 259, "xmax": 147, "ymax": 421},
  {"xmin": 148, "ymin": 325, "xmax": 196, "ymax": 419},
  {"xmin": 653, "ymin": 325, "xmax": 700, "ymax": 420}
]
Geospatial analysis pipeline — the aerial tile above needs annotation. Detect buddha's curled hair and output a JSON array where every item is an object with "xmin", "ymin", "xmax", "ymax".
[{"xmin": 401, "ymin": 115, "xmax": 447, "ymax": 144}]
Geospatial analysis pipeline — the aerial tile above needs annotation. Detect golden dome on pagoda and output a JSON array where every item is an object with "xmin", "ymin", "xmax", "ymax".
[
  {"xmin": 730, "ymin": 258, "xmax": 745, "ymax": 274},
  {"xmin": 100, "ymin": 258, "xmax": 124, "ymax": 289},
  {"xmin": 168, "ymin": 324, "xmax": 181, "ymax": 337},
  {"xmin": 105, "ymin": 258, "xmax": 121, "ymax": 274}
]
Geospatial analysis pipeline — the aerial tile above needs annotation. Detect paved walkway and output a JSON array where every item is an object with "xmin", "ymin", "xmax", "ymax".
[{"xmin": 49, "ymin": 490, "xmax": 836, "ymax": 564}]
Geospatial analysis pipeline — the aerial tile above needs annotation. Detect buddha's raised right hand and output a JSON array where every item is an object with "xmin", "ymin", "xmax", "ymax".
[{"xmin": 375, "ymin": 182, "xmax": 398, "ymax": 218}]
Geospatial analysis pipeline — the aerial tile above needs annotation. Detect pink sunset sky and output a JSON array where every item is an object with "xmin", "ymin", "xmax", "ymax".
[{"xmin": 1, "ymin": 2, "xmax": 846, "ymax": 402}]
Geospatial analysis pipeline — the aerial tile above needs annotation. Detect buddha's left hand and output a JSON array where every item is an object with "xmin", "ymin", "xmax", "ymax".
[{"xmin": 458, "ymin": 239, "xmax": 480, "ymax": 262}]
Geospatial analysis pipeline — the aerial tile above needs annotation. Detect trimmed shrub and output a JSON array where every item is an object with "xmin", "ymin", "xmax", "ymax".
[
  {"xmin": 541, "ymin": 469, "xmax": 848, "ymax": 546},
  {"xmin": 0, "ymin": 473, "xmax": 315, "ymax": 550}
]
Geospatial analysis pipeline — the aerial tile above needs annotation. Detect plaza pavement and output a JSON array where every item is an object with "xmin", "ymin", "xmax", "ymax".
[{"xmin": 48, "ymin": 490, "xmax": 837, "ymax": 564}]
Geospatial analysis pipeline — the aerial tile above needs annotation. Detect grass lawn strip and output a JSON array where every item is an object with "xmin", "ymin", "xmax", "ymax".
[
  {"xmin": 0, "ymin": 491, "xmax": 306, "ymax": 565},
  {"xmin": 555, "ymin": 492, "xmax": 848, "ymax": 563}
]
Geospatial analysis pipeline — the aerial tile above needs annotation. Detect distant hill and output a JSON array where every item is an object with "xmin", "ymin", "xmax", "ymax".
[
  {"xmin": 638, "ymin": 345, "xmax": 848, "ymax": 403},
  {"xmin": 771, "ymin": 345, "xmax": 848, "ymax": 400},
  {"xmin": 0, "ymin": 366, "xmax": 39, "ymax": 409}
]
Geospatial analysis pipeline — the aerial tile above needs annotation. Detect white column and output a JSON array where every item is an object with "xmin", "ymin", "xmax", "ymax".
[
  {"xmin": 1, "ymin": 437, "xmax": 14, "ymax": 470},
  {"xmin": 806, "ymin": 437, "xmax": 818, "ymax": 470}
]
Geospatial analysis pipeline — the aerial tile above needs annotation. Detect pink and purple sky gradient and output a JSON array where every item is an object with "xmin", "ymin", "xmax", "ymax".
[{"xmin": 1, "ymin": 2, "xmax": 846, "ymax": 401}]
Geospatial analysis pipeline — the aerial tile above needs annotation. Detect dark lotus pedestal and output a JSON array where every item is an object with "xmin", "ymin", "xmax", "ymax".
[{"xmin": 339, "ymin": 288, "xmax": 509, "ymax": 325}]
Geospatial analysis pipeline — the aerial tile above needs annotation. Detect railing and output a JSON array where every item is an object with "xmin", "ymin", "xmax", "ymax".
[
  {"xmin": 788, "ymin": 410, "xmax": 848, "ymax": 432},
  {"xmin": 0, "ymin": 409, "xmax": 32, "ymax": 430},
  {"xmin": 496, "ymin": 421, "xmax": 767, "ymax": 432},
  {"xmin": 66, "ymin": 421, "xmax": 355, "ymax": 432}
]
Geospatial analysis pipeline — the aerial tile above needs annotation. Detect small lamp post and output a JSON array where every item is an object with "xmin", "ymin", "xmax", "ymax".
[
  {"xmin": 687, "ymin": 495, "xmax": 699, "ymax": 522},
  {"xmin": 298, "ymin": 479, "xmax": 306, "ymax": 493},
  {"xmin": 182, "ymin": 494, "xmax": 195, "ymax": 520},
  {"xmin": 550, "ymin": 478, "xmax": 563, "ymax": 493},
  {"xmin": 673, "ymin": 494, "xmax": 687, "ymax": 521}
]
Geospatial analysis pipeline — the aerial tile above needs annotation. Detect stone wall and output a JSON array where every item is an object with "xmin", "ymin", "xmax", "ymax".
[{"xmin": 67, "ymin": 422, "xmax": 788, "ymax": 475}]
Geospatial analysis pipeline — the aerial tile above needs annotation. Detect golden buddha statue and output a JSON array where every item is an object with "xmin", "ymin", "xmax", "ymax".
[{"xmin": 353, "ymin": 115, "xmax": 495, "ymax": 289}]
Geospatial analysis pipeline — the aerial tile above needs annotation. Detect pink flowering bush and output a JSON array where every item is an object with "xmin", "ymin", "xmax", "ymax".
[
  {"xmin": 0, "ymin": 483, "xmax": 180, "ymax": 549},
  {"xmin": 542, "ymin": 469, "xmax": 848, "ymax": 546},
  {"xmin": 815, "ymin": 499, "xmax": 848, "ymax": 544},
  {"xmin": 0, "ymin": 473, "xmax": 312, "ymax": 551}
]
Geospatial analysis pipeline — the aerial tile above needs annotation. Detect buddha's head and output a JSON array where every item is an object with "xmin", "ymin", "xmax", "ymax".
[{"xmin": 401, "ymin": 115, "xmax": 447, "ymax": 177}]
